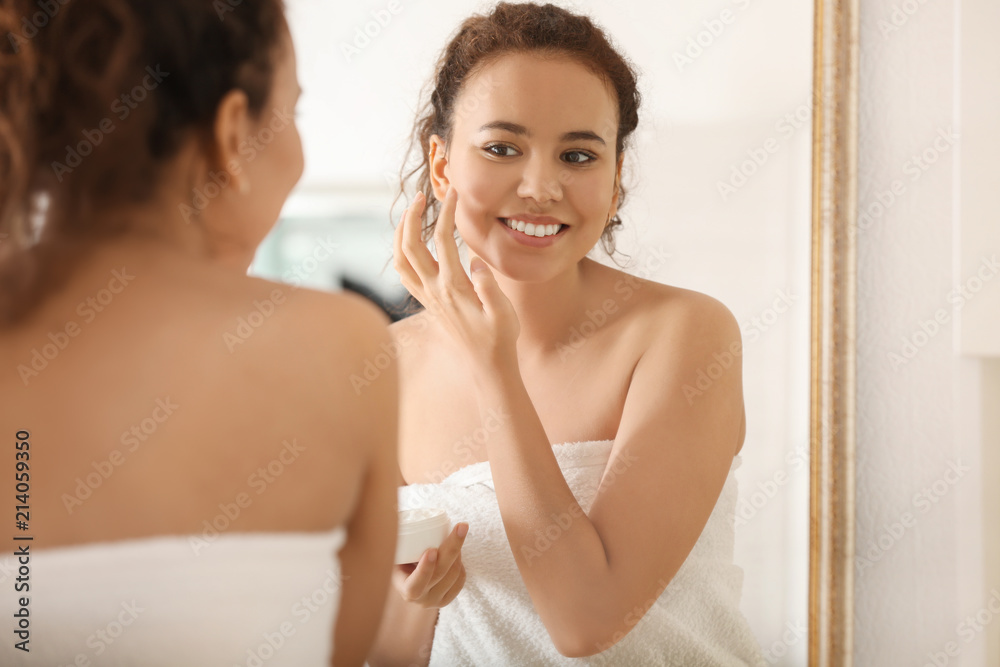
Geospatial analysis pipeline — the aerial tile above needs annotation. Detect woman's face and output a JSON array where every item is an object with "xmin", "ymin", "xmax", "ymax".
[{"xmin": 430, "ymin": 52, "xmax": 623, "ymax": 283}]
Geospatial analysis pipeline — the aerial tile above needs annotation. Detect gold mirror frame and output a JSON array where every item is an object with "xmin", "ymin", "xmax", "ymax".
[{"xmin": 809, "ymin": 0, "xmax": 857, "ymax": 665}]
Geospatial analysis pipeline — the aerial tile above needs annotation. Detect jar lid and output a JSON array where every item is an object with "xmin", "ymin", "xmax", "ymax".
[{"xmin": 398, "ymin": 508, "xmax": 449, "ymax": 535}]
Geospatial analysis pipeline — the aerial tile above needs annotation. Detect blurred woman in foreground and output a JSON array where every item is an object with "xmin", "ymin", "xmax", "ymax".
[{"xmin": 0, "ymin": 1, "xmax": 397, "ymax": 664}]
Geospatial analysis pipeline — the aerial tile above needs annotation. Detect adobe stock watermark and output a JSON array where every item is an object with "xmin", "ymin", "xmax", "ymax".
[
  {"xmin": 683, "ymin": 289, "xmax": 798, "ymax": 405},
  {"xmin": 50, "ymin": 66, "xmax": 171, "ymax": 182},
  {"xmin": 763, "ymin": 619, "xmax": 808, "ymax": 664},
  {"xmin": 223, "ymin": 288, "xmax": 288, "ymax": 353},
  {"xmin": 61, "ymin": 397, "xmax": 180, "ymax": 514},
  {"xmin": 855, "ymin": 459, "xmax": 970, "ymax": 576},
  {"xmin": 189, "ymin": 438, "xmax": 306, "ymax": 555},
  {"xmin": 878, "ymin": 0, "xmax": 934, "ymax": 39},
  {"xmin": 179, "ymin": 106, "xmax": 295, "ymax": 223},
  {"xmin": 717, "ymin": 94, "xmax": 816, "ymax": 202},
  {"xmin": 851, "ymin": 126, "xmax": 958, "ymax": 239},
  {"xmin": 556, "ymin": 246, "xmax": 672, "ymax": 361},
  {"xmin": 4, "ymin": 0, "xmax": 69, "ymax": 53},
  {"xmin": 673, "ymin": 0, "xmax": 757, "ymax": 73},
  {"xmin": 922, "ymin": 589, "xmax": 1000, "ymax": 667},
  {"xmin": 424, "ymin": 407, "xmax": 511, "ymax": 483},
  {"xmin": 281, "ymin": 235, "xmax": 340, "ymax": 288},
  {"xmin": 349, "ymin": 311, "xmax": 433, "ymax": 394},
  {"xmin": 740, "ymin": 289, "xmax": 797, "ymax": 343},
  {"xmin": 402, "ymin": 406, "xmax": 512, "ymax": 504},
  {"xmin": 56, "ymin": 600, "xmax": 145, "ymax": 666},
  {"xmin": 731, "ymin": 441, "xmax": 808, "ymax": 528},
  {"xmin": 16, "ymin": 267, "xmax": 135, "ymax": 386},
  {"xmin": 521, "ymin": 449, "xmax": 638, "ymax": 566},
  {"xmin": 887, "ymin": 255, "xmax": 999, "ymax": 371},
  {"xmin": 594, "ymin": 577, "xmax": 671, "ymax": 653},
  {"xmin": 237, "ymin": 566, "xmax": 345, "ymax": 667},
  {"xmin": 340, "ymin": 0, "xmax": 411, "ymax": 63}
]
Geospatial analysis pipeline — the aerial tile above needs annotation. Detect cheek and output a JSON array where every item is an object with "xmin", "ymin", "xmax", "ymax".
[
  {"xmin": 280, "ymin": 126, "xmax": 305, "ymax": 187},
  {"xmin": 450, "ymin": 161, "xmax": 509, "ymax": 223},
  {"xmin": 569, "ymin": 170, "xmax": 615, "ymax": 212}
]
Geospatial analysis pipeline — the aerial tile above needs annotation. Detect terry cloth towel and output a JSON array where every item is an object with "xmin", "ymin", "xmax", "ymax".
[{"xmin": 398, "ymin": 439, "xmax": 767, "ymax": 666}]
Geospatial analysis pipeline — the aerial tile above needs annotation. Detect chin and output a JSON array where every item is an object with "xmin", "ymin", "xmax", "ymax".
[{"xmin": 477, "ymin": 249, "xmax": 579, "ymax": 284}]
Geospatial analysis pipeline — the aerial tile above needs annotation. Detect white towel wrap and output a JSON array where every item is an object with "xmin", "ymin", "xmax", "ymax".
[
  {"xmin": 0, "ymin": 527, "xmax": 347, "ymax": 666},
  {"xmin": 399, "ymin": 440, "xmax": 767, "ymax": 666}
]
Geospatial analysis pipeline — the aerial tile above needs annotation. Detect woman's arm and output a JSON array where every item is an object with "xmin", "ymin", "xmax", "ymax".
[
  {"xmin": 367, "ymin": 467, "xmax": 468, "ymax": 667},
  {"xmin": 472, "ymin": 294, "xmax": 745, "ymax": 658},
  {"xmin": 367, "ymin": 573, "xmax": 440, "ymax": 667},
  {"xmin": 326, "ymin": 298, "xmax": 400, "ymax": 667}
]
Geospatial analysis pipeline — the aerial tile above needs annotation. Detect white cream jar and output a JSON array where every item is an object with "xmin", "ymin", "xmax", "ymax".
[{"xmin": 395, "ymin": 508, "xmax": 451, "ymax": 564}]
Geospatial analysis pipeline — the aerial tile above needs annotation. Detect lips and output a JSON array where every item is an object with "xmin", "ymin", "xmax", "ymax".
[
  {"xmin": 496, "ymin": 218, "xmax": 568, "ymax": 248},
  {"xmin": 500, "ymin": 214, "xmax": 565, "ymax": 227},
  {"xmin": 499, "ymin": 217, "xmax": 567, "ymax": 239}
]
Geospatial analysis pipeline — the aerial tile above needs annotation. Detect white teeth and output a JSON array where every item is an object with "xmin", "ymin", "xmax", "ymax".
[{"xmin": 504, "ymin": 218, "xmax": 563, "ymax": 238}]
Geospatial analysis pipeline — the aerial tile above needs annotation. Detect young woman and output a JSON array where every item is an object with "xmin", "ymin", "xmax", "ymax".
[
  {"xmin": 371, "ymin": 3, "xmax": 766, "ymax": 665},
  {"xmin": 0, "ymin": 1, "xmax": 396, "ymax": 665}
]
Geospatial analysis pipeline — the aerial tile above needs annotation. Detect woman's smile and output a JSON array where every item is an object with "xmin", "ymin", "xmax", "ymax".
[{"xmin": 497, "ymin": 216, "xmax": 570, "ymax": 247}]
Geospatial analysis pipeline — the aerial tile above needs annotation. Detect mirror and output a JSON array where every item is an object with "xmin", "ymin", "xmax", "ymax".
[{"xmin": 250, "ymin": 1, "xmax": 830, "ymax": 664}]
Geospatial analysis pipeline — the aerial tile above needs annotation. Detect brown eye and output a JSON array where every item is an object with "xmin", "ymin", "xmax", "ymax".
[
  {"xmin": 563, "ymin": 150, "xmax": 596, "ymax": 164},
  {"xmin": 485, "ymin": 144, "xmax": 519, "ymax": 157}
]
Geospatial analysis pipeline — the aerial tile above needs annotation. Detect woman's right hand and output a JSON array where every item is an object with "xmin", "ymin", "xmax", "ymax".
[{"xmin": 392, "ymin": 522, "xmax": 469, "ymax": 608}]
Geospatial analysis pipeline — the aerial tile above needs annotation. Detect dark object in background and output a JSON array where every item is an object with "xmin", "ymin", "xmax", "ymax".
[{"xmin": 339, "ymin": 274, "xmax": 421, "ymax": 323}]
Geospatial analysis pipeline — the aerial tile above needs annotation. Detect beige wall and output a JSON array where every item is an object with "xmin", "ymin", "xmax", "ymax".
[{"xmin": 983, "ymin": 359, "xmax": 1000, "ymax": 666}]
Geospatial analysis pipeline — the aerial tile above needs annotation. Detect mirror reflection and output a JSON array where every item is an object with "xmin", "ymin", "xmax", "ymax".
[{"xmin": 260, "ymin": 1, "xmax": 813, "ymax": 664}]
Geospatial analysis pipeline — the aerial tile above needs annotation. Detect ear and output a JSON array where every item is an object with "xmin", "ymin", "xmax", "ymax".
[
  {"xmin": 211, "ymin": 89, "xmax": 252, "ymax": 193},
  {"xmin": 608, "ymin": 152, "xmax": 624, "ymax": 220},
  {"xmin": 428, "ymin": 134, "xmax": 451, "ymax": 201}
]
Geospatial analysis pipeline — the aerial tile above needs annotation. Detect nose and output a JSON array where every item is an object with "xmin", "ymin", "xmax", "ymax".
[{"xmin": 516, "ymin": 154, "xmax": 565, "ymax": 206}]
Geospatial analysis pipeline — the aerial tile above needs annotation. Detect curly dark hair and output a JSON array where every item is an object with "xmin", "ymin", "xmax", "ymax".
[
  {"xmin": 0, "ymin": 0, "xmax": 287, "ymax": 325},
  {"xmin": 397, "ymin": 2, "xmax": 641, "ymax": 257}
]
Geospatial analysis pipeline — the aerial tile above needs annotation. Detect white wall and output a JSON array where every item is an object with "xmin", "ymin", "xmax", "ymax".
[
  {"xmin": 855, "ymin": 0, "xmax": 998, "ymax": 664},
  {"xmin": 982, "ymin": 359, "xmax": 1000, "ymax": 666}
]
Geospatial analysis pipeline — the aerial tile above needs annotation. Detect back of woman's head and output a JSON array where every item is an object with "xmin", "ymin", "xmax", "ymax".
[
  {"xmin": 400, "ymin": 1, "xmax": 641, "ymax": 255},
  {"xmin": 0, "ymin": 0, "xmax": 286, "ymax": 325}
]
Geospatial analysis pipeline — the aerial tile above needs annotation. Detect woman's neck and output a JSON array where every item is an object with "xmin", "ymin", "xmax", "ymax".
[
  {"xmin": 46, "ymin": 201, "xmax": 253, "ymax": 274},
  {"xmin": 492, "ymin": 258, "xmax": 597, "ymax": 364}
]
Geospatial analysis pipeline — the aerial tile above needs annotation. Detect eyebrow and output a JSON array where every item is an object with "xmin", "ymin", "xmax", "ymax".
[{"xmin": 477, "ymin": 120, "xmax": 606, "ymax": 146}]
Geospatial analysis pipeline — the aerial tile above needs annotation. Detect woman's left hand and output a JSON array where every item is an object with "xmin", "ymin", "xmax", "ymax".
[{"xmin": 393, "ymin": 187, "xmax": 520, "ymax": 380}]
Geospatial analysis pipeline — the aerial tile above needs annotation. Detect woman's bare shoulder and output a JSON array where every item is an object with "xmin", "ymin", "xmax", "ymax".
[
  {"xmin": 181, "ymin": 279, "xmax": 396, "ymax": 526},
  {"xmin": 591, "ymin": 261, "xmax": 739, "ymax": 339},
  {"xmin": 159, "ymin": 272, "xmax": 395, "ymax": 447},
  {"xmin": 386, "ymin": 308, "xmax": 438, "ymax": 358},
  {"xmin": 218, "ymin": 276, "xmax": 393, "ymax": 365}
]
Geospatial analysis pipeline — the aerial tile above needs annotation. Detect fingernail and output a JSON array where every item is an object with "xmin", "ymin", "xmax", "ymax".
[
  {"xmin": 428, "ymin": 549, "xmax": 437, "ymax": 563},
  {"xmin": 458, "ymin": 523, "xmax": 469, "ymax": 538}
]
